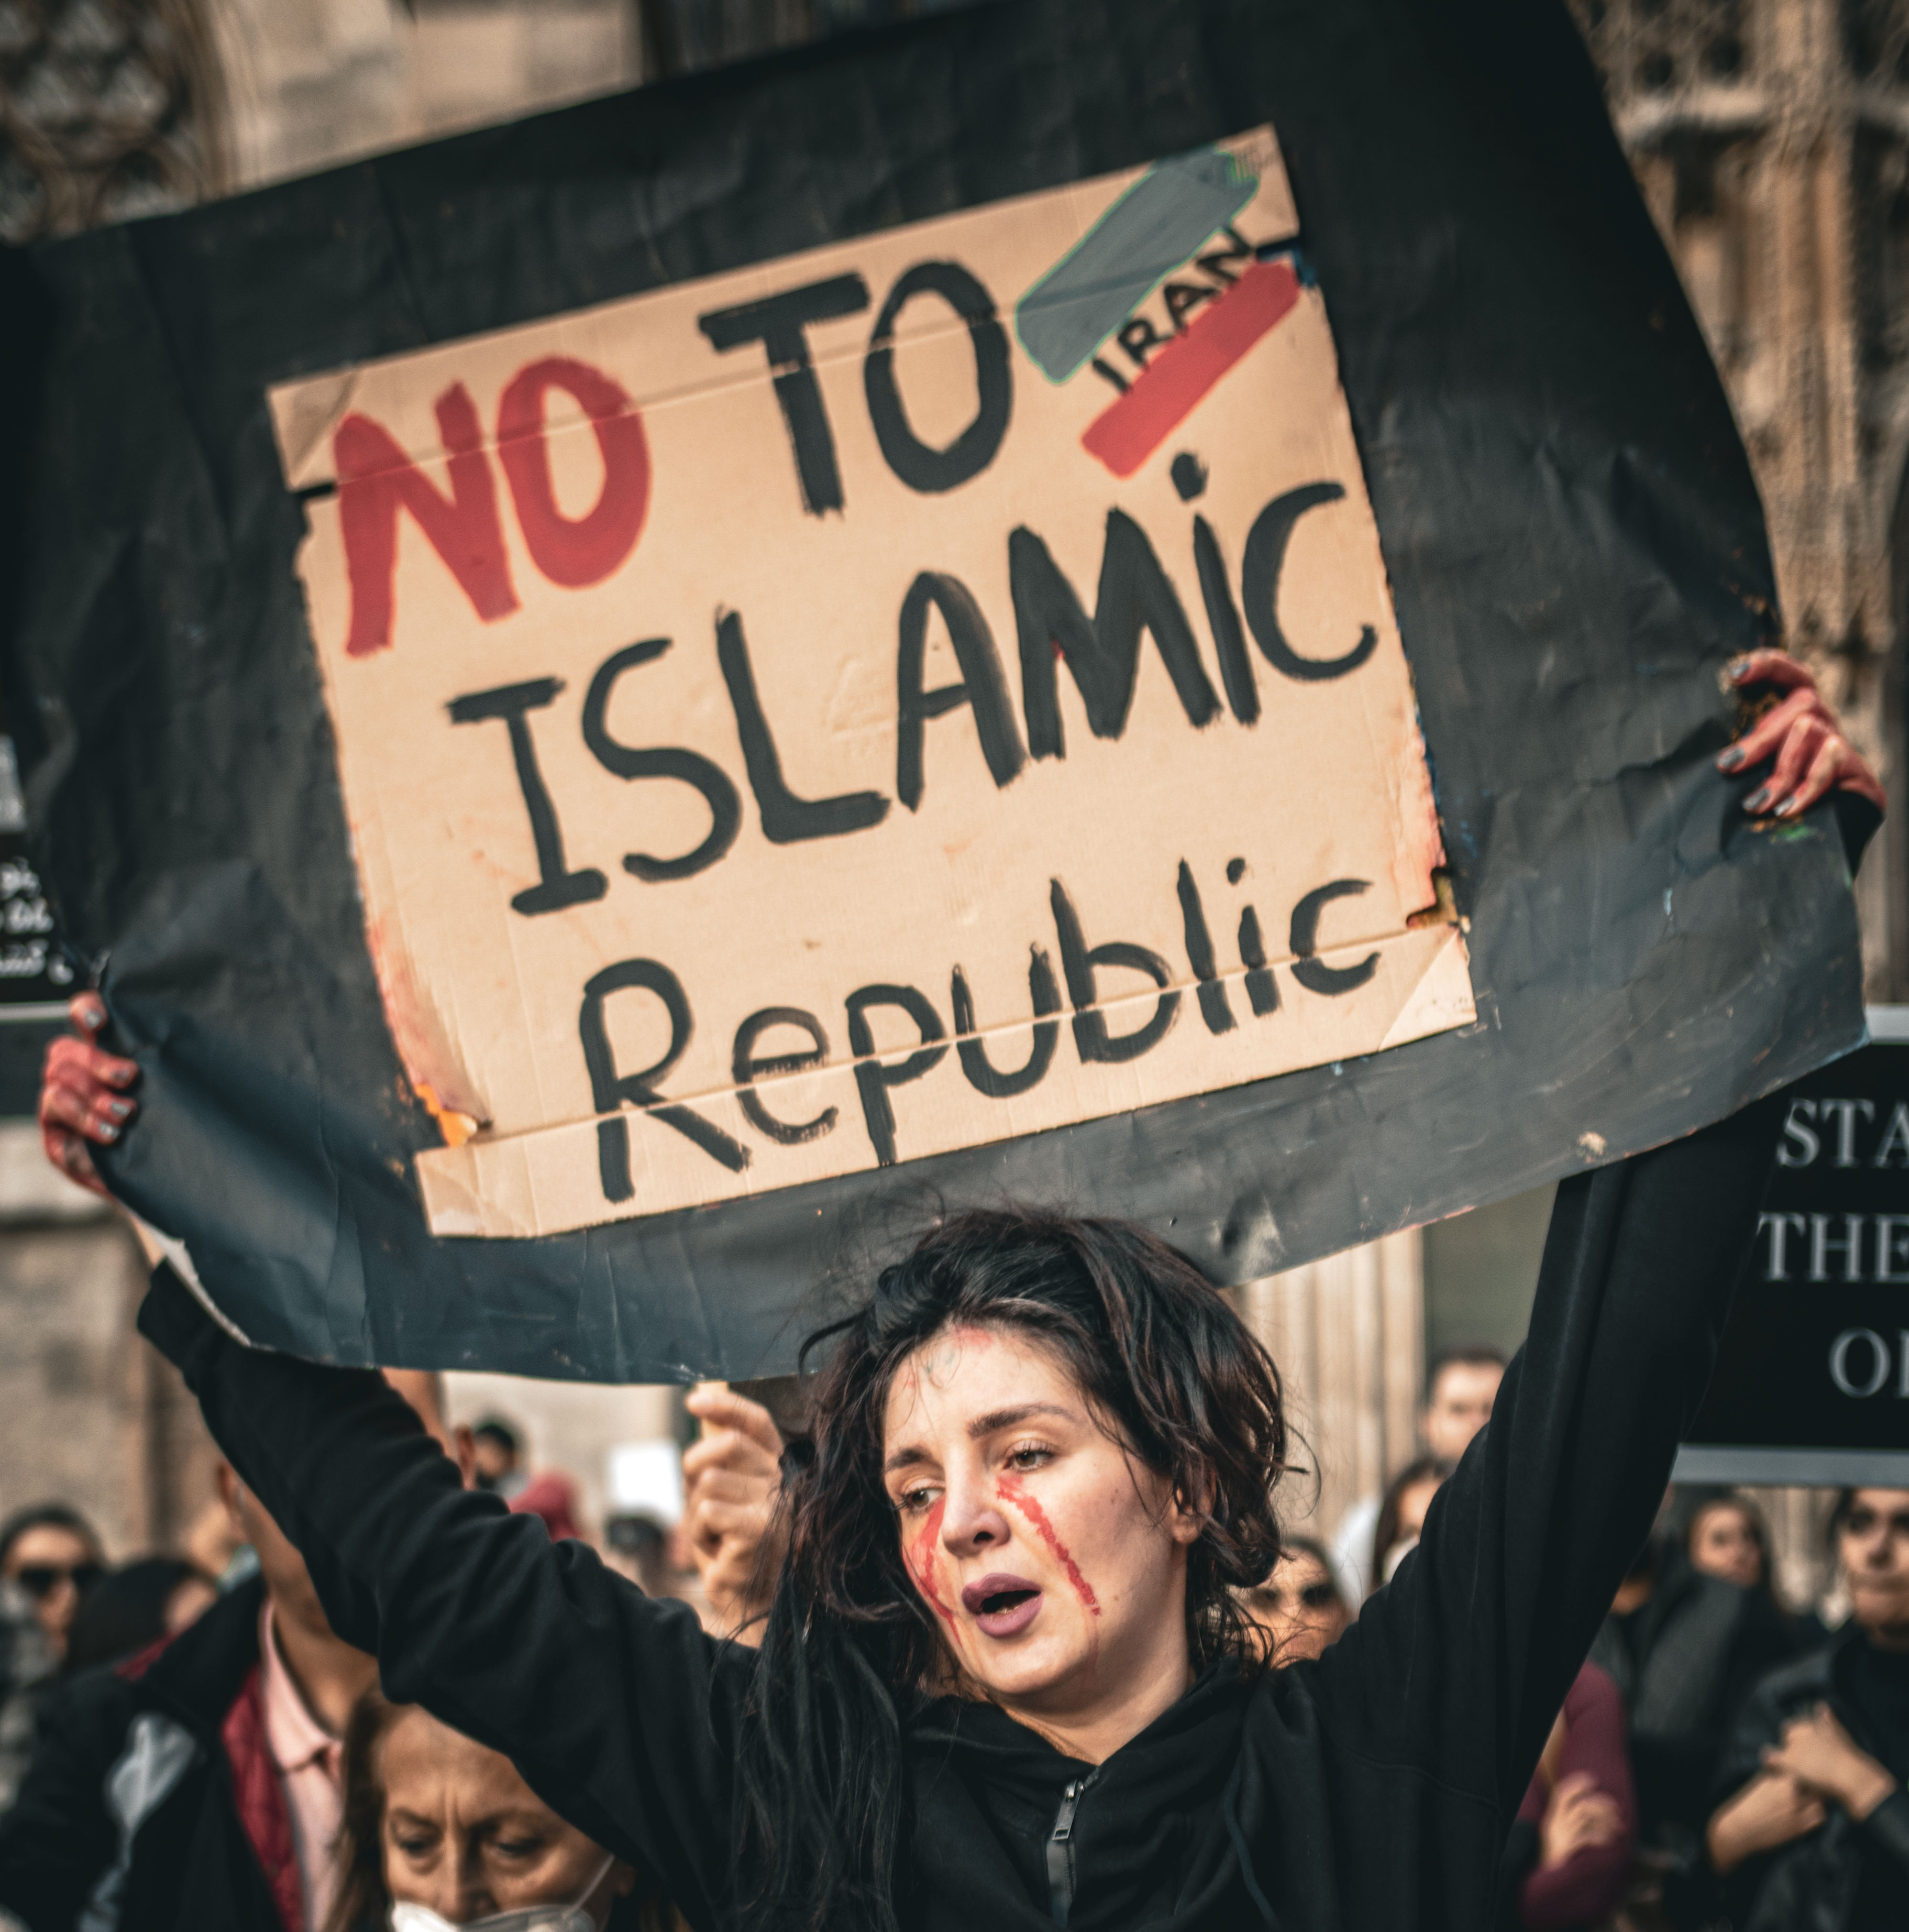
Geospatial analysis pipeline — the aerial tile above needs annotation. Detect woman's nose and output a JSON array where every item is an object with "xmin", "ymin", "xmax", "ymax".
[
  {"xmin": 938, "ymin": 1470, "xmax": 1012, "ymax": 1553},
  {"xmin": 422, "ymin": 1846, "xmax": 494, "ymax": 1923}
]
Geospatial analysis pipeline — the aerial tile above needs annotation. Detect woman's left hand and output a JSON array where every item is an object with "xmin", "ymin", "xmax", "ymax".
[
  {"xmin": 1764, "ymin": 1703, "xmax": 1897, "ymax": 1823},
  {"xmin": 1715, "ymin": 651, "xmax": 1885, "ymax": 819},
  {"xmin": 682, "ymin": 1383, "xmax": 787, "ymax": 1643},
  {"xmin": 1537, "ymin": 1771, "xmax": 1623, "ymax": 1870}
]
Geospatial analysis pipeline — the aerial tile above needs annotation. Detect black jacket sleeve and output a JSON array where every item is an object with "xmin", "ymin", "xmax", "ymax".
[
  {"xmin": 0, "ymin": 1670, "xmax": 135, "ymax": 1928},
  {"xmin": 1306, "ymin": 1096, "xmax": 1781, "ymax": 1819},
  {"xmin": 136, "ymin": 1269, "xmax": 747, "ymax": 1931},
  {"xmin": 1861, "ymin": 1787, "xmax": 1909, "ymax": 1873}
]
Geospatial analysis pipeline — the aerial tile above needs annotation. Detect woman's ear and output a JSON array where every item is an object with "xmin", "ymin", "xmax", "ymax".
[{"xmin": 1169, "ymin": 1467, "xmax": 1215, "ymax": 1545}]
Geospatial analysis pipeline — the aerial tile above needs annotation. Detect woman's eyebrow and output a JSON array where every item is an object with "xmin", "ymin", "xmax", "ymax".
[
  {"xmin": 966, "ymin": 1401, "xmax": 1073, "ymax": 1440},
  {"xmin": 881, "ymin": 1403, "xmax": 1075, "ymax": 1474}
]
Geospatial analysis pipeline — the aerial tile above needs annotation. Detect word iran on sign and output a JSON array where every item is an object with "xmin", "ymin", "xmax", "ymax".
[{"xmin": 268, "ymin": 127, "xmax": 1474, "ymax": 1239}]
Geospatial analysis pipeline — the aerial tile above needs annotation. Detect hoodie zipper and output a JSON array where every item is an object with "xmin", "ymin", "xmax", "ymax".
[{"xmin": 1045, "ymin": 1770, "xmax": 1099, "ymax": 1927}]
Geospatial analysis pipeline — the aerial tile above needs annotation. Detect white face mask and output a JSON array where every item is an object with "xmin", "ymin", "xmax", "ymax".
[{"xmin": 388, "ymin": 1852, "xmax": 616, "ymax": 1932}]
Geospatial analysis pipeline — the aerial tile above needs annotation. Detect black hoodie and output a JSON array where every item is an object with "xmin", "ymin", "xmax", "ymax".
[{"xmin": 138, "ymin": 1097, "xmax": 1780, "ymax": 1931}]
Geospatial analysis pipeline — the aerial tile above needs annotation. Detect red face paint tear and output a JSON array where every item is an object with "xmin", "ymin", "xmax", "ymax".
[
  {"xmin": 998, "ymin": 1474, "xmax": 1101, "ymax": 1615},
  {"xmin": 907, "ymin": 1498, "xmax": 959, "ymax": 1631}
]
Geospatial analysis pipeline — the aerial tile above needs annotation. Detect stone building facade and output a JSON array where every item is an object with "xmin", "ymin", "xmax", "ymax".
[{"xmin": 1570, "ymin": 0, "xmax": 1909, "ymax": 999}]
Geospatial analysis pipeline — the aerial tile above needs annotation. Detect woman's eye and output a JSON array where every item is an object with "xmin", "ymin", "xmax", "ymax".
[
  {"xmin": 896, "ymin": 1485, "xmax": 937, "ymax": 1515},
  {"xmin": 1007, "ymin": 1443, "xmax": 1053, "ymax": 1472}
]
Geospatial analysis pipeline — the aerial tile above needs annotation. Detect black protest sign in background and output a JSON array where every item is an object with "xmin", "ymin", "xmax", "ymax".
[
  {"xmin": 0, "ymin": 0, "xmax": 1868, "ymax": 1379},
  {"xmin": 1680, "ymin": 1015, "xmax": 1909, "ymax": 1487}
]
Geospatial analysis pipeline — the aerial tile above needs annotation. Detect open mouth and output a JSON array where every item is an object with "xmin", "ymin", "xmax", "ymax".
[{"xmin": 961, "ymin": 1572, "xmax": 1044, "ymax": 1637}]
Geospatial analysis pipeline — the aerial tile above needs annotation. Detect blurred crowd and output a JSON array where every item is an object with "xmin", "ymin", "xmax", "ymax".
[{"xmin": 0, "ymin": 1343, "xmax": 1902, "ymax": 1930}]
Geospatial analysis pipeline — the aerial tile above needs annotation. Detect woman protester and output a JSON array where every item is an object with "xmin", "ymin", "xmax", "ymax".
[
  {"xmin": 1686, "ymin": 1492, "xmax": 1773, "ymax": 1596},
  {"xmin": 37, "ymin": 654, "xmax": 1885, "ymax": 1932},
  {"xmin": 1237, "ymin": 1535, "xmax": 1352, "ymax": 1663},
  {"xmin": 0, "ymin": 1505, "xmax": 105, "ymax": 1668},
  {"xmin": 1497, "ymin": 1662, "xmax": 1637, "ymax": 1931},
  {"xmin": 1672, "ymin": 1487, "xmax": 1909, "ymax": 1931},
  {"xmin": 1685, "ymin": 1487, "xmax": 1828, "ymax": 1653},
  {"xmin": 327, "ymin": 1692, "xmax": 669, "ymax": 1932},
  {"xmin": 1370, "ymin": 1456, "xmax": 1455, "ymax": 1595}
]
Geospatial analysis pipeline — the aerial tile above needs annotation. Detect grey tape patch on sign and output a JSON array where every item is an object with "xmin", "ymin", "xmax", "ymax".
[{"xmin": 1014, "ymin": 146, "xmax": 1260, "ymax": 382}]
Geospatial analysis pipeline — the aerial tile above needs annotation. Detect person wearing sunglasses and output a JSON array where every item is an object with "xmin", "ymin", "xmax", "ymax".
[
  {"xmin": 1237, "ymin": 1536, "xmax": 1354, "ymax": 1664},
  {"xmin": 0, "ymin": 1505, "xmax": 104, "ymax": 1667},
  {"xmin": 0, "ymin": 1391, "xmax": 472, "ymax": 1932},
  {"xmin": 0, "ymin": 1506, "xmax": 104, "ymax": 1811}
]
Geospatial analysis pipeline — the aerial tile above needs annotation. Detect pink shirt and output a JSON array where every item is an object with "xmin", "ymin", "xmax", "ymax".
[{"xmin": 258, "ymin": 1602, "xmax": 345, "ymax": 1932}]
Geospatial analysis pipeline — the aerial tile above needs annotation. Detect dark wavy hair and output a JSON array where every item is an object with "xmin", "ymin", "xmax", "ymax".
[{"xmin": 734, "ymin": 1205, "xmax": 1289, "ymax": 1932}]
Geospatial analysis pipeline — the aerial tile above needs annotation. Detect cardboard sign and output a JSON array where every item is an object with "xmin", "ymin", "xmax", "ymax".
[
  {"xmin": 1677, "ymin": 1011, "xmax": 1909, "ymax": 1487},
  {"xmin": 269, "ymin": 130, "xmax": 1471, "ymax": 1239}
]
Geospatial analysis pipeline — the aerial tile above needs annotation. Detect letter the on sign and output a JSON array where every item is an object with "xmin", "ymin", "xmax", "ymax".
[{"xmin": 337, "ymin": 383, "xmax": 518, "ymax": 656}]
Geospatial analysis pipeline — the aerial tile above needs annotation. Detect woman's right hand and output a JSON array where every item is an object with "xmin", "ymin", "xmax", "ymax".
[
  {"xmin": 1537, "ymin": 1771, "xmax": 1623, "ymax": 1870},
  {"xmin": 38, "ymin": 992, "xmax": 138, "ymax": 1199},
  {"xmin": 1705, "ymin": 1770, "xmax": 1827, "ymax": 1875}
]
